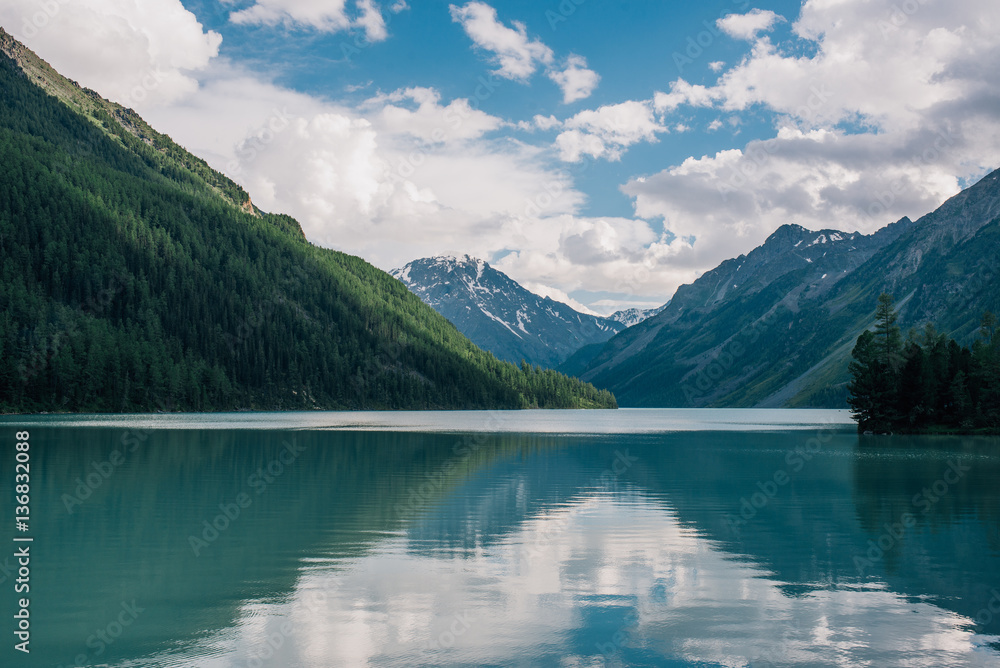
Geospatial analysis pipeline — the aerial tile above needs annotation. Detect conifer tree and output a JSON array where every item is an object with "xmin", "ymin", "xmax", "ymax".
[{"xmin": 848, "ymin": 296, "xmax": 999, "ymax": 433}]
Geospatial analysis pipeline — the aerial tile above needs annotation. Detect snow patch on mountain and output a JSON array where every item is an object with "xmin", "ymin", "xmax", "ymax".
[
  {"xmin": 391, "ymin": 256, "xmax": 666, "ymax": 367},
  {"xmin": 607, "ymin": 304, "xmax": 668, "ymax": 328}
]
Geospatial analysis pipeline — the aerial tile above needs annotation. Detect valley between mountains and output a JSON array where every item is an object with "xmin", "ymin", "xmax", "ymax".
[{"xmin": 395, "ymin": 172, "xmax": 999, "ymax": 408}]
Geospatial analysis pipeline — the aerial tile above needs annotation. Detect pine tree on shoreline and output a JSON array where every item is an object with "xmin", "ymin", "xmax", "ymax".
[{"xmin": 847, "ymin": 294, "xmax": 1000, "ymax": 433}]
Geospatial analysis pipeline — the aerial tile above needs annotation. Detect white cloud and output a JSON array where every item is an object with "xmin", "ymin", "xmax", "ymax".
[
  {"xmin": 0, "ymin": 0, "xmax": 221, "ymax": 110},
  {"xmin": 653, "ymin": 79, "xmax": 717, "ymax": 113},
  {"xmin": 389, "ymin": 0, "xmax": 408, "ymax": 12},
  {"xmin": 621, "ymin": 125, "xmax": 973, "ymax": 279},
  {"xmin": 344, "ymin": 80, "xmax": 374, "ymax": 93},
  {"xmin": 707, "ymin": 119, "xmax": 723, "ymax": 131},
  {"xmin": 228, "ymin": 0, "xmax": 389, "ymax": 39},
  {"xmin": 450, "ymin": 2, "xmax": 599, "ymax": 102},
  {"xmin": 556, "ymin": 100, "xmax": 665, "ymax": 162},
  {"xmin": 355, "ymin": 0, "xmax": 387, "ymax": 41},
  {"xmin": 365, "ymin": 87, "xmax": 504, "ymax": 143},
  {"xmin": 449, "ymin": 2, "xmax": 553, "ymax": 80},
  {"xmin": 492, "ymin": 215, "xmax": 688, "ymax": 301},
  {"xmin": 548, "ymin": 54, "xmax": 600, "ymax": 104},
  {"xmin": 230, "ymin": 0, "xmax": 348, "ymax": 30},
  {"xmin": 717, "ymin": 8, "xmax": 784, "ymax": 40},
  {"xmin": 706, "ymin": 0, "xmax": 1000, "ymax": 132},
  {"xmin": 709, "ymin": 61, "xmax": 725, "ymax": 72},
  {"xmin": 525, "ymin": 114, "xmax": 561, "ymax": 131},
  {"xmin": 553, "ymin": 130, "xmax": 605, "ymax": 163},
  {"xmin": 208, "ymin": 91, "xmax": 606, "ymax": 284}
]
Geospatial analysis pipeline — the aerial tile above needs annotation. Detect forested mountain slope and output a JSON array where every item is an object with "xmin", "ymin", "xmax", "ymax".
[{"xmin": 0, "ymin": 28, "xmax": 615, "ymax": 412}]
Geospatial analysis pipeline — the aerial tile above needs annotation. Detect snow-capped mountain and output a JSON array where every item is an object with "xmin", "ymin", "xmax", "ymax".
[
  {"xmin": 607, "ymin": 304, "xmax": 668, "ymax": 328},
  {"xmin": 392, "ymin": 256, "xmax": 660, "ymax": 368}
]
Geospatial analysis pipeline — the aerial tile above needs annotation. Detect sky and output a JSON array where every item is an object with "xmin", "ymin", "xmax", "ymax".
[{"xmin": 1, "ymin": 0, "xmax": 998, "ymax": 315}]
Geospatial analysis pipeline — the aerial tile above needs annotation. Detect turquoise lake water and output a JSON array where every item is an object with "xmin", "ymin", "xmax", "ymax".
[{"xmin": 1, "ymin": 409, "xmax": 998, "ymax": 667}]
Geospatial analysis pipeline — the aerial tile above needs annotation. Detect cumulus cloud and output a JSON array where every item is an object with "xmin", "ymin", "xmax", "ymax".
[
  {"xmin": 0, "ymin": 0, "xmax": 221, "ymax": 110},
  {"xmin": 653, "ymin": 79, "xmax": 717, "ymax": 113},
  {"xmin": 706, "ymin": 0, "xmax": 1000, "ymax": 132},
  {"xmin": 450, "ymin": 2, "xmax": 599, "ymax": 102},
  {"xmin": 229, "ymin": 0, "xmax": 390, "ymax": 40},
  {"xmin": 492, "ymin": 214, "xmax": 689, "ymax": 303},
  {"xmin": 365, "ymin": 87, "xmax": 504, "ymax": 143},
  {"xmin": 524, "ymin": 114, "xmax": 561, "ymax": 131},
  {"xmin": 229, "ymin": 104, "xmax": 679, "ymax": 299},
  {"xmin": 717, "ymin": 8, "xmax": 784, "ymax": 40},
  {"xmin": 355, "ymin": 0, "xmax": 387, "ymax": 41},
  {"xmin": 548, "ymin": 55, "xmax": 600, "ymax": 104},
  {"xmin": 653, "ymin": 0, "xmax": 1000, "ymax": 134},
  {"xmin": 210, "ymin": 90, "xmax": 681, "ymax": 300},
  {"xmin": 449, "ymin": 2, "xmax": 553, "ymax": 80},
  {"xmin": 556, "ymin": 100, "xmax": 665, "ymax": 162},
  {"xmin": 623, "ymin": 124, "xmax": 975, "ymax": 278},
  {"xmin": 210, "ymin": 90, "xmax": 599, "ymax": 279},
  {"xmin": 163, "ymin": 0, "xmax": 1000, "ymax": 306}
]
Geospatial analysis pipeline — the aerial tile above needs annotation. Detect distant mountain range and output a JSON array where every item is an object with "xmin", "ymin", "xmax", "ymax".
[
  {"xmin": 392, "ymin": 255, "xmax": 665, "ymax": 368},
  {"xmin": 564, "ymin": 168, "xmax": 1000, "ymax": 407}
]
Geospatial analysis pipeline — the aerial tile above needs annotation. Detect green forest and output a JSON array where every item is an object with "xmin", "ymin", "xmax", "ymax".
[
  {"xmin": 847, "ymin": 294, "xmax": 1000, "ymax": 433},
  {"xmin": 0, "ymin": 48, "xmax": 616, "ymax": 412}
]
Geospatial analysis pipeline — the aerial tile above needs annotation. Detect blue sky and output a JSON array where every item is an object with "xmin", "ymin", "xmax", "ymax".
[
  {"xmin": 2, "ymin": 0, "xmax": 997, "ymax": 314},
  {"xmin": 187, "ymin": 0, "xmax": 802, "ymax": 220}
]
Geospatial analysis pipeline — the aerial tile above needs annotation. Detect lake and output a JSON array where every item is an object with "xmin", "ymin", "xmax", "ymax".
[{"xmin": 1, "ymin": 409, "xmax": 999, "ymax": 667}]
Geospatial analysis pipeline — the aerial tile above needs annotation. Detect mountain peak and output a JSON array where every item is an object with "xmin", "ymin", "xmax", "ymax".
[
  {"xmin": 608, "ymin": 304, "xmax": 668, "ymax": 328},
  {"xmin": 432, "ymin": 253, "xmax": 480, "ymax": 265},
  {"xmin": 762, "ymin": 223, "xmax": 865, "ymax": 255},
  {"xmin": 391, "ymin": 256, "xmax": 655, "ymax": 367},
  {"xmin": 765, "ymin": 223, "xmax": 809, "ymax": 243}
]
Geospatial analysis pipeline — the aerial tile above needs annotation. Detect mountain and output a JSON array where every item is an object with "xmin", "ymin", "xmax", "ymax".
[
  {"xmin": 607, "ymin": 304, "xmax": 667, "ymax": 328},
  {"xmin": 567, "ymin": 176, "xmax": 1000, "ymax": 408},
  {"xmin": 0, "ymin": 28, "xmax": 616, "ymax": 412},
  {"xmin": 392, "ymin": 255, "xmax": 663, "ymax": 368}
]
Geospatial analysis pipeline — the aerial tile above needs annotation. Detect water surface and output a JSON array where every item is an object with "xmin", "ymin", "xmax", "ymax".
[{"xmin": 1, "ymin": 409, "xmax": 998, "ymax": 667}]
